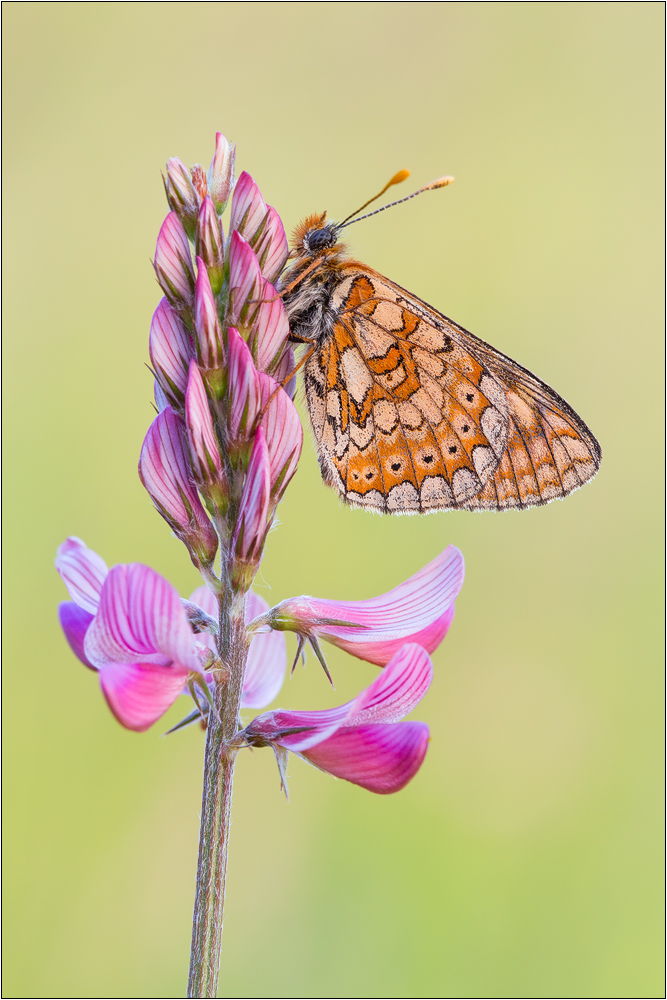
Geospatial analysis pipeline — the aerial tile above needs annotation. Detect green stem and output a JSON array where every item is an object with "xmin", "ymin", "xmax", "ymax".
[{"xmin": 187, "ymin": 587, "xmax": 248, "ymax": 998}]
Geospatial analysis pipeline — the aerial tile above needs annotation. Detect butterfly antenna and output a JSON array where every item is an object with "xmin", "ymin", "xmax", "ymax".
[
  {"xmin": 336, "ymin": 175, "xmax": 455, "ymax": 231},
  {"xmin": 335, "ymin": 169, "xmax": 411, "ymax": 229}
]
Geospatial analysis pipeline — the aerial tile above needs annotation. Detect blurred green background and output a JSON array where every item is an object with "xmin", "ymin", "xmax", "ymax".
[{"xmin": 3, "ymin": 3, "xmax": 663, "ymax": 998}]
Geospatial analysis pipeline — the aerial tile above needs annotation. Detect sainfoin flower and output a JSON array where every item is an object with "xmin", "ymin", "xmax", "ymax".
[
  {"xmin": 251, "ymin": 545, "xmax": 464, "ymax": 666},
  {"xmin": 242, "ymin": 644, "xmax": 433, "ymax": 794},
  {"xmin": 56, "ymin": 538, "xmax": 287, "ymax": 729}
]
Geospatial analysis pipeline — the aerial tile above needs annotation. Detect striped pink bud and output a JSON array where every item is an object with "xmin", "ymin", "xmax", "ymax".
[
  {"xmin": 153, "ymin": 212, "xmax": 195, "ymax": 311},
  {"xmin": 194, "ymin": 259, "xmax": 224, "ymax": 372},
  {"xmin": 207, "ymin": 132, "xmax": 235, "ymax": 214},
  {"xmin": 184, "ymin": 360, "xmax": 229, "ymax": 510},
  {"xmin": 139, "ymin": 408, "xmax": 218, "ymax": 568},
  {"xmin": 149, "ymin": 298, "xmax": 193, "ymax": 409},
  {"xmin": 164, "ymin": 157, "xmax": 200, "ymax": 239},
  {"xmin": 232, "ymin": 428, "xmax": 271, "ymax": 592}
]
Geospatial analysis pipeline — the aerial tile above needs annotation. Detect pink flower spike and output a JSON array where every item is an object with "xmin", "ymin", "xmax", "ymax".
[
  {"xmin": 84, "ymin": 563, "xmax": 206, "ymax": 674},
  {"xmin": 208, "ymin": 132, "xmax": 235, "ymax": 214},
  {"xmin": 196, "ymin": 197, "xmax": 225, "ymax": 296},
  {"xmin": 55, "ymin": 536, "xmax": 108, "ymax": 614},
  {"xmin": 257, "ymin": 373, "xmax": 303, "ymax": 501},
  {"xmin": 232, "ymin": 428, "xmax": 271, "ymax": 592},
  {"xmin": 261, "ymin": 545, "xmax": 465, "ymax": 666},
  {"xmin": 185, "ymin": 360, "xmax": 228, "ymax": 509},
  {"xmin": 154, "ymin": 212, "xmax": 196, "ymax": 310},
  {"xmin": 227, "ymin": 231, "xmax": 263, "ymax": 328},
  {"xmin": 149, "ymin": 298, "xmax": 193, "ymax": 409},
  {"xmin": 164, "ymin": 157, "xmax": 200, "ymax": 239},
  {"xmin": 242, "ymin": 644, "xmax": 433, "ymax": 794},
  {"xmin": 194, "ymin": 260, "xmax": 224, "ymax": 371},
  {"xmin": 252, "ymin": 207, "xmax": 289, "ymax": 283},
  {"xmin": 229, "ymin": 171, "xmax": 267, "ymax": 242},
  {"xmin": 139, "ymin": 408, "xmax": 218, "ymax": 568},
  {"xmin": 227, "ymin": 327, "xmax": 261, "ymax": 451},
  {"xmin": 190, "ymin": 585, "xmax": 286, "ymax": 709},
  {"xmin": 252, "ymin": 283, "xmax": 290, "ymax": 374}
]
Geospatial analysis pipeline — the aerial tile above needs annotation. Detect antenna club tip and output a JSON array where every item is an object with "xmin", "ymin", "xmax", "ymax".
[
  {"xmin": 426, "ymin": 175, "xmax": 455, "ymax": 191},
  {"xmin": 390, "ymin": 169, "xmax": 411, "ymax": 185}
]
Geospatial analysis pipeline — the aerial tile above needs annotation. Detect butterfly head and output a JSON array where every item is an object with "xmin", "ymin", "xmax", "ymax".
[{"xmin": 290, "ymin": 213, "xmax": 347, "ymax": 263}]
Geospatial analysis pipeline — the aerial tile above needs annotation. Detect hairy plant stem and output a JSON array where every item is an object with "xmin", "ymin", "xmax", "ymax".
[{"xmin": 187, "ymin": 584, "xmax": 248, "ymax": 998}]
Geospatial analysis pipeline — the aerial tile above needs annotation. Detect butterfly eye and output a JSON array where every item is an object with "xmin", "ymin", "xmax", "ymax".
[{"xmin": 306, "ymin": 228, "xmax": 337, "ymax": 252}]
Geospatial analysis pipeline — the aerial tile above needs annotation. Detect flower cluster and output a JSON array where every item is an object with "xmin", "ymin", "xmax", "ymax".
[{"xmin": 55, "ymin": 133, "xmax": 466, "ymax": 797}]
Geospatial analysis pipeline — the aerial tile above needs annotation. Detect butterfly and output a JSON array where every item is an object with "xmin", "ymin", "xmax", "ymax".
[{"xmin": 279, "ymin": 172, "xmax": 601, "ymax": 513}]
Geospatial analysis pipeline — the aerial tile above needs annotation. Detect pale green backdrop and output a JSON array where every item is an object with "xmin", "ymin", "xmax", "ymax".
[{"xmin": 3, "ymin": 3, "xmax": 663, "ymax": 998}]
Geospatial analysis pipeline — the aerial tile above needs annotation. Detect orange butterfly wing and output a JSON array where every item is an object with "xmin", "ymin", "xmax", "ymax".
[{"xmin": 303, "ymin": 268, "xmax": 600, "ymax": 513}]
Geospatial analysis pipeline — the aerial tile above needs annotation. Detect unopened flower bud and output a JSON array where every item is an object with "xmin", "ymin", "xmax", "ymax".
[
  {"xmin": 228, "ymin": 231, "xmax": 263, "ymax": 328},
  {"xmin": 229, "ymin": 173, "xmax": 288, "ymax": 282},
  {"xmin": 196, "ymin": 197, "xmax": 225, "ymax": 296},
  {"xmin": 227, "ymin": 327, "xmax": 261, "ymax": 464},
  {"xmin": 257, "ymin": 374, "xmax": 303, "ymax": 503},
  {"xmin": 208, "ymin": 132, "xmax": 235, "ymax": 214},
  {"xmin": 164, "ymin": 157, "xmax": 200, "ymax": 239},
  {"xmin": 251, "ymin": 281, "xmax": 290, "ymax": 374},
  {"xmin": 232, "ymin": 428, "xmax": 271, "ymax": 592},
  {"xmin": 185, "ymin": 360, "xmax": 229, "ymax": 511},
  {"xmin": 139, "ymin": 408, "xmax": 218, "ymax": 569},
  {"xmin": 194, "ymin": 260, "xmax": 224, "ymax": 377},
  {"xmin": 154, "ymin": 212, "xmax": 196, "ymax": 313},
  {"xmin": 149, "ymin": 298, "xmax": 193, "ymax": 409}
]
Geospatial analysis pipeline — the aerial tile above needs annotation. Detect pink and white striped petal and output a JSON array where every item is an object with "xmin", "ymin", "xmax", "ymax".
[
  {"xmin": 58, "ymin": 601, "xmax": 95, "ymax": 669},
  {"xmin": 233, "ymin": 428, "xmax": 271, "ymax": 565},
  {"xmin": 252, "ymin": 207, "xmax": 289, "ymax": 283},
  {"xmin": 302, "ymin": 722, "xmax": 430, "ymax": 794},
  {"xmin": 164, "ymin": 157, "xmax": 200, "ymax": 238},
  {"xmin": 258, "ymin": 644, "xmax": 432, "ymax": 753},
  {"xmin": 84, "ymin": 563, "xmax": 205, "ymax": 673},
  {"xmin": 189, "ymin": 585, "xmax": 287, "ymax": 710},
  {"xmin": 227, "ymin": 327, "xmax": 261, "ymax": 445},
  {"xmin": 229, "ymin": 171, "xmax": 267, "ymax": 242},
  {"xmin": 185, "ymin": 360, "xmax": 225, "ymax": 492},
  {"xmin": 194, "ymin": 260, "xmax": 224, "ymax": 369},
  {"xmin": 99, "ymin": 660, "xmax": 190, "ymax": 732},
  {"xmin": 228, "ymin": 231, "xmax": 263, "ymax": 327},
  {"xmin": 207, "ymin": 132, "xmax": 235, "ymax": 214},
  {"xmin": 139, "ymin": 408, "xmax": 218, "ymax": 566},
  {"xmin": 252, "ymin": 284, "xmax": 290, "ymax": 374},
  {"xmin": 265, "ymin": 546, "xmax": 464, "ymax": 666},
  {"xmin": 195, "ymin": 197, "xmax": 225, "ymax": 295},
  {"xmin": 257, "ymin": 373, "xmax": 303, "ymax": 501},
  {"xmin": 149, "ymin": 298, "xmax": 193, "ymax": 408},
  {"xmin": 55, "ymin": 537, "xmax": 108, "ymax": 614},
  {"xmin": 154, "ymin": 212, "xmax": 195, "ymax": 308}
]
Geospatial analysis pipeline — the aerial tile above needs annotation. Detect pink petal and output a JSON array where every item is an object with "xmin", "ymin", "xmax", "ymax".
[
  {"xmin": 252, "ymin": 207, "xmax": 289, "ymax": 283},
  {"xmin": 252, "ymin": 285, "xmax": 290, "ymax": 374},
  {"xmin": 194, "ymin": 260, "xmax": 224, "ymax": 368},
  {"xmin": 154, "ymin": 212, "xmax": 195, "ymax": 307},
  {"xmin": 84, "ymin": 563, "xmax": 205, "ymax": 672},
  {"xmin": 208, "ymin": 132, "xmax": 235, "ymax": 213},
  {"xmin": 228, "ymin": 231, "xmax": 263, "ymax": 327},
  {"xmin": 229, "ymin": 171, "xmax": 267, "ymax": 241},
  {"xmin": 195, "ymin": 197, "xmax": 225, "ymax": 295},
  {"xmin": 58, "ymin": 601, "xmax": 95, "ymax": 669},
  {"xmin": 233, "ymin": 428, "xmax": 271, "ymax": 563},
  {"xmin": 55, "ymin": 537, "xmax": 108, "ymax": 614},
  {"xmin": 344, "ymin": 644, "xmax": 433, "ymax": 727},
  {"xmin": 149, "ymin": 298, "xmax": 193, "ymax": 407},
  {"xmin": 185, "ymin": 360, "xmax": 224, "ymax": 484},
  {"xmin": 252, "ymin": 643, "xmax": 432, "ymax": 753},
  {"xmin": 242, "ymin": 591, "xmax": 286, "ymax": 709},
  {"xmin": 164, "ymin": 157, "xmax": 200, "ymax": 235},
  {"xmin": 257, "ymin": 373, "xmax": 303, "ymax": 501},
  {"xmin": 302, "ymin": 722, "xmax": 430, "ymax": 794},
  {"xmin": 271, "ymin": 546, "xmax": 464, "ymax": 666},
  {"xmin": 227, "ymin": 327, "xmax": 261, "ymax": 444},
  {"xmin": 99, "ymin": 660, "xmax": 189, "ymax": 732},
  {"xmin": 139, "ymin": 408, "xmax": 218, "ymax": 565}
]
